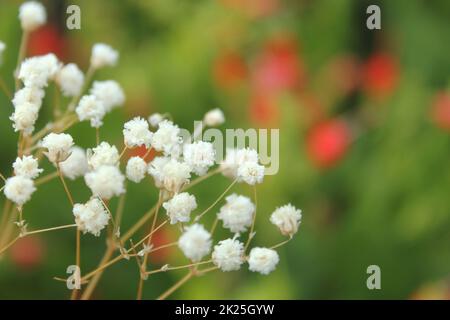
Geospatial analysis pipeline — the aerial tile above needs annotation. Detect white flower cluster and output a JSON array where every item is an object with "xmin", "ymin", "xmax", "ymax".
[
  {"xmin": 84, "ymin": 142, "xmax": 125, "ymax": 200},
  {"xmin": 4, "ymin": 155, "xmax": 42, "ymax": 206},
  {"xmin": 270, "ymin": 204, "xmax": 302, "ymax": 237},
  {"xmin": 56, "ymin": 63, "xmax": 84, "ymax": 97},
  {"xmin": 1, "ymin": 1, "xmax": 304, "ymax": 296},
  {"xmin": 217, "ymin": 194, "xmax": 254, "ymax": 234},
  {"xmin": 19, "ymin": 1, "xmax": 46, "ymax": 32},
  {"xmin": 123, "ymin": 117, "xmax": 152, "ymax": 148},
  {"xmin": 76, "ymin": 80, "xmax": 125, "ymax": 128},
  {"xmin": 163, "ymin": 192, "xmax": 197, "ymax": 224},
  {"xmin": 178, "ymin": 224, "xmax": 212, "ymax": 262},
  {"xmin": 221, "ymin": 148, "xmax": 265, "ymax": 185},
  {"xmin": 73, "ymin": 198, "xmax": 109, "ymax": 236}
]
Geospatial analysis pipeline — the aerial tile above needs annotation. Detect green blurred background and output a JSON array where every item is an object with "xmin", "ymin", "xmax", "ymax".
[{"xmin": 1, "ymin": 0, "xmax": 450, "ymax": 299}]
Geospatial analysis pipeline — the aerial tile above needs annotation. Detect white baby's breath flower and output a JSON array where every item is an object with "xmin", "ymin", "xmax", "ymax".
[
  {"xmin": 10, "ymin": 87, "xmax": 45, "ymax": 135},
  {"xmin": 126, "ymin": 156, "xmax": 147, "ymax": 183},
  {"xmin": 221, "ymin": 148, "xmax": 259, "ymax": 179},
  {"xmin": 160, "ymin": 158, "xmax": 191, "ymax": 193},
  {"xmin": 18, "ymin": 53, "xmax": 59, "ymax": 88},
  {"xmin": 151, "ymin": 120, "xmax": 182, "ymax": 157},
  {"xmin": 123, "ymin": 117, "xmax": 152, "ymax": 148},
  {"xmin": 237, "ymin": 162, "xmax": 264, "ymax": 185},
  {"xmin": 147, "ymin": 156, "xmax": 170, "ymax": 188},
  {"xmin": 13, "ymin": 155, "xmax": 42, "ymax": 179},
  {"xmin": 73, "ymin": 198, "xmax": 109, "ymax": 236},
  {"xmin": 59, "ymin": 147, "xmax": 88, "ymax": 180},
  {"xmin": 87, "ymin": 142, "xmax": 119, "ymax": 170},
  {"xmin": 55, "ymin": 63, "xmax": 84, "ymax": 97},
  {"xmin": 163, "ymin": 192, "xmax": 197, "ymax": 224},
  {"xmin": 0, "ymin": 41, "xmax": 6, "ymax": 65},
  {"xmin": 248, "ymin": 247, "xmax": 279, "ymax": 275},
  {"xmin": 13, "ymin": 86, "xmax": 45, "ymax": 107},
  {"xmin": 19, "ymin": 1, "xmax": 46, "ymax": 32},
  {"xmin": 270, "ymin": 204, "xmax": 302, "ymax": 237},
  {"xmin": 41, "ymin": 132, "xmax": 74, "ymax": 163},
  {"xmin": 183, "ymin": 141, "xmax": 215, "ymax": 176},
  {"xmin": 203, "ymin": 108, "xmax": 225, "ymax": 127},
  {"xmin": 75, "ymin": 95, "xmax": 105, "ymax": 128},
  {"xmin": 84, "ymin": 165, "xmax": 125, "ymax": 200},
  {"xmin": 10, "ymin": 103, "xmax": 40, "ymax": 136},
  {"xmin": 218, "ymin": 194, "xmax": 255, "ymax": 234},
  {"xmin": 4, "ymin": 176, "xmax": 36, "ymax": 206},
  {"xmin": 212, "ymin": 238, "xmax": 245, "ymax": 272},
  {"xmin": 90, "ymin": 80, "xmax": 125, "ymax": 112},
  {"xmin": 148, "ymin": 113, "xmax": 164, "ymax": 127},
  {"xmin": 90, "ymin": 43, "xmax": 118, "ymax": 69},
  {"xmin": 178, "ymin": 224, "xmax": 212, "ymax": 262}
]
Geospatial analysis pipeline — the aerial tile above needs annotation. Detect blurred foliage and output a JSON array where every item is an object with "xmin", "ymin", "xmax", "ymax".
[{"xmin": 1, "ymin": 0, "xmax": 450, "ymax": 299}]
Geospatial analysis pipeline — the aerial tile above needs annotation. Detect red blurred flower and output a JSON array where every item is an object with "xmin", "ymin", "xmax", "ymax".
[
  {"xmin": 28, "ymin": 24, "xmax": 66, "ymax": 59},
  {"xmin": 252, "ymin": 36, "xmax": 304, "ymax": 94},
  {"xmin": 249, "ymin": 94, "xmax": 280, "ymax": 126},
  {"xmin": 9, "ymin": 236, "xmax": 45, "ymax": 270},
  {"xmin": 213, "ymin": 51, "xmax": 247, "ymax": 90},
  {"xmin": 221, "ymin": 0, "xmax": 279, "ymax": 18},
  {"xmin": 127, "ymin": 145, "xmax": 156, "ymax": 162},
  {"xmin": 362, "ymin": 52, "xmax": 399, "ymax": 99},
  {"xmin": 306, "ymin": 119, "xmax": 351, "ymax": 169},
  {"xmin": 431, "ymin": 91, "xmax": 450, "ymax": 131},
  {"xmin": 149, "ymin": 228, "xmax": 175, "ymax": 264}
]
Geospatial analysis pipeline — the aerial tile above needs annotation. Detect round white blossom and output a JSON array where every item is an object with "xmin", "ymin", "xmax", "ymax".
[
  {"xmin": 4, "ymin": 176, "xmax": 36, "ymax": 206},
  {"xmin": 73, "ymin": 198, "xmax": 109, "ymax": 236},
  {"xmin": 151, "ymin": 120, "xmax": 182, "ymax": 157},
  {"xmin": 0, "ymin": 41, "xmax": 6, "ymax": 65},
  {"xmin": 55, "ymin": 63, "xmax": 84, "ymax": 97},
  {"xmin": 75, "ymin": 95, "xmax": 105, "ymax": 128},
  {"xmin": 84, "ymin": 165, "xmax": 125, "ymax": 199},
  {"xmin": 126, "ymin": 156, "xmax": 147, "ymax": 183},
  {"xmin": 41, "ymin": 132, "xmax": 74, "ymax": 163},
  {"xmin": 148, "ymin": 113, "xmax": 164, "ymax": 127},
  {"xmin": 90, "ymin": 80, "xmax": 125, "ymax": 112},
  {"xmin": 270, "ymin": 204, "xmax": 302, "ymax": 237},
  {"xmin": 13, "ymin": 155, "xmax": 42, "ymax": 179},
  {"xmin": 212, "ymin": 238, "xmax": 245, "ymax": 272},
  {"xmin": 163, "ymin": 192, "xmax": 197, "ymax": 224},
  {"xmin": 237, "ymin": 162, "xmax": 264, "ymax": 185},
  {"xmin": 18, "ymin": 53, "xmax": 59, "ymax": 88},
  {"xmin": 178, "ymin": 224, "xmax": 211, "ymax": 262},
  {"xmin": 123, "ymin": 117, "xmax": 152, "ymax": 148},
  {"xmin": 147, "ymin": 156, "xmax": 170, "ymax": 188},
  {"xmin": 10, "ymin": 87, "xmax": 44, "ymax": 135},
  {"xmin": 221, "ymin": 148, "xmax": 259, "ymax": 179},
  {"xmin": 87, "ymin": 142, "xmax": 119, "ymax": 170},
  {"xmin": 203, "ymin": 108, "xmax": 225, "ymax": 127},
  {"xmin": 218, "ymin": 194, "xmax": 255, "ymax": 234},
  {"xmin": 248, "ymin": 247, "xmax": 279, "ymax": 275},
  {"xmin": 183, "ymin": 141, "xmax": 215, "ymax": 176},
  {"xmin": 160, "ymin": 158, "xmax": 191, "ymax": 193},
  {"xmin": 19, "ymin": 1, "xmax": 46, "ymax": 32},
  {"xmin": 59, "ymin": 147, "xmax": 88, "ymax": 180},
  {"xmin": 90, "ymin": 43, "xmax": 118, "ymax": 69}
]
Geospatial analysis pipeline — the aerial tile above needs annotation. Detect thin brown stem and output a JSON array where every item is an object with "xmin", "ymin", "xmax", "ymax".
[
  {"xmin": 244, "ymin": 186, "xmax": 257, "ymax": 252},
  {"xmin": 57, "ymin": 164, "xmax": 74, "ymax": 206},
  {"xmin": 194, "ymin": 179, "xmax": 237, "ymax": 222},
  {"xmin": 35, "ymin": 171, "xmax": 58, "ymax": 186},
  {"xmin": 157, "ymin": 271, "xmax": 194, "ymax": 300},
  {"xmin": 137, "ymin": 192, "xmax": 162, "ymax": 300}
]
